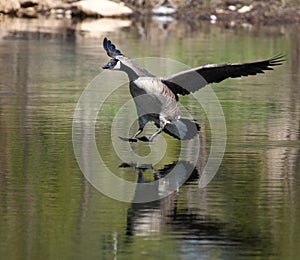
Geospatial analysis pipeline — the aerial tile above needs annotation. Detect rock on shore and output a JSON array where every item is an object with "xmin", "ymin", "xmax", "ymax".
[
  {"xmin": 0, "ymin": 0, "xmax": 300, "ymax": 23},
  {"xmin": 0, "ymin": 0, "xmax": 133, "ymax": 18},
  {"xmin": 72, "ymin": 0, "xmax": 132, "ymax": 17},
  {"xmin": 0, "ymin": 0, "xmax": 20, "ymax": 14}
]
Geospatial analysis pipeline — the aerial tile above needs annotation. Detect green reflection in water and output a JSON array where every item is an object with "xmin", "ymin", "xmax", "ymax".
[{"xmin": 0, "ymin": 18, "xmax": 299, "ymax": 259}]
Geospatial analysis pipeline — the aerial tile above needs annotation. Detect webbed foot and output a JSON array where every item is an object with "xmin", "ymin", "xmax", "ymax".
[
  {"xmin": 119, "ymin": 136, "xmax": 138, "ymax": 142},
  {"xmin": 137, "ymin": 136, "xmax": 151, "ymax": 142}
]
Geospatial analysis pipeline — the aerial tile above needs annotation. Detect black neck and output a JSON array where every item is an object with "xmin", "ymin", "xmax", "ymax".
[{"xmin": 120, "ymin": 63, "xmax": 139, "ymax": 81}]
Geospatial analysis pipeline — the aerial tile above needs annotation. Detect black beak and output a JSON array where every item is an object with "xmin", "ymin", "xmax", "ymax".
[{"xmin": 102, "ymin": 58, "xmax": 118, "ymax": 69}]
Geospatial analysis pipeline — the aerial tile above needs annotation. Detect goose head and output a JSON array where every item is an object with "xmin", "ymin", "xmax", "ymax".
[
  {"xmin": 102, "ymin": 58, "xmax": 121, "ymax": 70},
  {"xmin": 101, "ymin": 37, "xmax": 153, "ymax": 80}
]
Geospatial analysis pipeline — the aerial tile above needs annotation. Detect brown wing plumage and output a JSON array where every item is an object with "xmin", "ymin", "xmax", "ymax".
[{"xmin": 162, "ymin": 55, "xmax": 284, "ymax": 96}]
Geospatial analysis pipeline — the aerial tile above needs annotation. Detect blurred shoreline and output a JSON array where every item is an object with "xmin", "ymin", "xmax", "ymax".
[
  {"xmin": 1, "ymin": 14, "xmax": 299, "ymax": 43},
  {"xmin": 0, "ymin": 0, "xmax": 300, "ymax": 23}
]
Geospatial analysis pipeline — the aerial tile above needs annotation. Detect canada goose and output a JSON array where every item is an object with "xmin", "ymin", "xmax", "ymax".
[{"xmin": 102, "ymin": 38, "xmax": 283, "ymax": 142}]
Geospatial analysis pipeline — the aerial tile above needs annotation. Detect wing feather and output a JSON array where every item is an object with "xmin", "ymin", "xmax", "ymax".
[
  {"xmin": 162, "ymin": 55, "xmax": 285, "ymax": 96},
  {"xmin": 103, "ymin": 37, "xmax": 123, "ymax": 58}
]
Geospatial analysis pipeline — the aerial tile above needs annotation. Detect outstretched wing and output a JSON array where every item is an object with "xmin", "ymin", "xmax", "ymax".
[
  {"xmin": 103, "ymin": 37, "xmax": 123, "ymax": 58},
  {"xmin": 162, "ymin": 55, "xmax": 284, "ymax": 96}
]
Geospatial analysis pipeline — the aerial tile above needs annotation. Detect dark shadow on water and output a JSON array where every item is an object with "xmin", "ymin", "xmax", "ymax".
[
  {"xmin": 122, "ymin": 161, "xmax": 273, "ymax": 257},
  {"xmin": 121, "ymin": 160, "xmax": 198, "ymax": 236}
]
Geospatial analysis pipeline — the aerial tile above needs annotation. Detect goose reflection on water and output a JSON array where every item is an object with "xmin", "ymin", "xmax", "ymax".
[
  {"xmin": 122, "ymin": 161, "xmax": 270, "ymax": 254},
  {"xmin": 120, "ymin": 160, "xmax": 199, "ymax": 237}
]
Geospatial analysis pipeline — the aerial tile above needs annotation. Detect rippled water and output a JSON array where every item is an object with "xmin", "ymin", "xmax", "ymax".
[{"xmin": 0, "ymin": 17, "xmax": 300, "ymax": 259}]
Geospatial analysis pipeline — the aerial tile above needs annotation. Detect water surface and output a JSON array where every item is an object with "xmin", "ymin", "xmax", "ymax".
[{"xmin": 0, "ymin": 17, "xmax": 300, "ymax": 259}]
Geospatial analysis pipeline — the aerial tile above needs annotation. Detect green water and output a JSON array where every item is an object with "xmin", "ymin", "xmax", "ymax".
[{"xmin": 0, "ymin": 17, "xmax": 300, "ymax": 259}]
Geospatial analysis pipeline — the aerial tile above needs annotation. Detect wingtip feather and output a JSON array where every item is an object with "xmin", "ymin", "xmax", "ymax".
[
  {"xmin": 102, "ymin": 37, "xmax": 123, "ymax": 58},
  {"xmin": 269, "ymin": 54, "xmax": 285, "ymax": 66}
]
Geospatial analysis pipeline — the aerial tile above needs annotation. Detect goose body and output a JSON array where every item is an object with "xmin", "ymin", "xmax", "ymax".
[
  {"xmin": 132, "ymin": 77, "xmax": 180, "ymax": 121},
  {"xmin": 102, "ymin": 38, "xmax": 284, "ymax": 142}
]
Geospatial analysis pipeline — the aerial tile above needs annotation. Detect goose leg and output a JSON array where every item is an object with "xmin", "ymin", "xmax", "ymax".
[
  {"xmin": 136, "ymin": 126, "xmax": 163, "ymax": 142},
  {"xmin": 120, "ymin": 116, "xmax": 147, "ymax": 142},
  {"xmin": 148, "ymin": 127, "xmax": 163, "ymax": 142},
  {"xmin": 131, "ymin": 116, "xmax": 149, "ymax": 140},
  {"xmin": 120, "ymin": 128, "xmax": 143, "ymax": 142},
  {"xmin": 129, "ymin": 127, "xmax": 144, "ymax": 141},
  {"xmin": 147, "ymin": 118, "xmax": 167, "ymax": 142}
]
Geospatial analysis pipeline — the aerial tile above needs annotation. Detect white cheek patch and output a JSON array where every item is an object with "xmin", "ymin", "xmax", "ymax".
[{"xmin": 113, "ymin": 60, "xmax": 121, "ymax": 70}]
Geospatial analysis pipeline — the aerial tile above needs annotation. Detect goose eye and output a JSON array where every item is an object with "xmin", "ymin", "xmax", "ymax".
[{"xmin": 102, "ymin": 59, "xmax": 118, "ymax": 69}]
